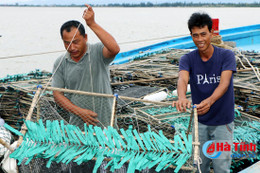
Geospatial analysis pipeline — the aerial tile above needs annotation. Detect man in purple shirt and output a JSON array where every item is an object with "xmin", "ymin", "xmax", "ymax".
[{"xmin": 172, "ymin": 12, "xmax": 236, "ymax": 173}]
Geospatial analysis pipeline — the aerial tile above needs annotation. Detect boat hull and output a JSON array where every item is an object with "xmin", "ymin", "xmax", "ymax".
[{"xmin": 113, "ymin": 24, "xmax": 260, "ymax": 65}]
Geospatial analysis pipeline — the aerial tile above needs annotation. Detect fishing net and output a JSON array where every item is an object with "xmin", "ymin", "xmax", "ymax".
[
  {"xmin": 26, "ymin": 87, "xmax": 115, "ymax": 130},
  {"xmin": 1, "ymin": 86, "xmax": 198, "ymax": 173},
  {"xmin": 0, "ymin": 69, "xmax": 199, "ymax": 173},
  {"xmin": 230, "ymin": 109, "xmax": 260, "ymax": 171}
]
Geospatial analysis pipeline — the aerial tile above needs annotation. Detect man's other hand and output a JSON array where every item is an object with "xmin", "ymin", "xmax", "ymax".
[{"xmin": 172, "ymin": 98, "xmax": 191, "ymax": 112}]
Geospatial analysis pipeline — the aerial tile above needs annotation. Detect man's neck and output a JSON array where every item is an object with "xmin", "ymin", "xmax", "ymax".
[{"xmin": 199, "ymin": 44, "xmax": 214, "ymax": 62}]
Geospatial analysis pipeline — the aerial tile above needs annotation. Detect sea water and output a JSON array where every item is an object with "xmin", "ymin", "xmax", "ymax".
[{"xmin": 0, "ymin": 7, "xmax": 259, "ymax": 78}]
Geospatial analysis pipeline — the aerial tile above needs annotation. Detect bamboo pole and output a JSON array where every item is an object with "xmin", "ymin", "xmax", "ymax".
[
  {"xmin": 153, "ymin": 111, "xmax": 191, "ymax": 118},
  {"xmin": 110, "ymin": 96, "xmax": 117, "ymax": 127},
  {"xmin": 46, "ymin": 87, "xmax": 173, "ymax": 106},
  {"xmin": 119, "ymin": 95, "xmax": 172, "ymax": 106},
  {"xmin": 46, "ymin": 87, "xmax": 115, "ymax": 98},
  {"xmin": 193, "ymin": 106, "xmax": 200, "ymax": 171},
  {"xmin": 17, "ymin": 87, "xmax": 42, "ymax": 146},
  {"xmin": 236, "ymin": 68, "xmax": 257, "ymax": 73},
  {"xmin": 136, "ymin": 109, "xmax": 160, "ymax": 121},
  {"xmin": 186, "ymin": 109, "xmax": 194, "ymax": 138},
  {"xmin": 0, "ymin": 138, "xmax": 14, "ymax": 152},
  {"xmin": 111, "ymin": 76, "xmax": 178, "ymax": 86},
  {"xmin": 37, "ymin": 101, "xmax": 41, "ymax": 121}
]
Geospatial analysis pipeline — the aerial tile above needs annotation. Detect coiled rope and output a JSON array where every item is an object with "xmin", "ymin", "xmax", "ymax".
[{"xmin": 233, "ymin": 48, "xmax": 260, "ymax": 81}]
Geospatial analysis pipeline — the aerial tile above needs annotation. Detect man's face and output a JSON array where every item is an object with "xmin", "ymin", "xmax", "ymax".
[
  {"xmin": 62, "ymin": 27, "xmax": 87, "ymax": 61},
  {"xmin": 191, "ymin": 25, "xmax": 213, "ymax": 53}
]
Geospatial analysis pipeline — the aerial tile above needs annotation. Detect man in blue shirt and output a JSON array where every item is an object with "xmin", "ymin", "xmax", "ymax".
[{"xmin": 172, "ymin": 12, "xmax": 236, "ymax": 173}]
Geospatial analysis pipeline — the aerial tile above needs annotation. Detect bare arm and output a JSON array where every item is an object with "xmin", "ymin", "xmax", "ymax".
[
  {"xmin": 83, "ymin": 4, "xmax": 120, "ymax": 58},
  {"xmin": 172, "ymin": 70, "xmax": 191, "ymax": 112},
  {"xmin": 53, "ymin": 91, "xmax": 99, "ymax": 125},
  {"xmin": 196, "ymin": 70, "xmax": 233, "ymax": 115}
]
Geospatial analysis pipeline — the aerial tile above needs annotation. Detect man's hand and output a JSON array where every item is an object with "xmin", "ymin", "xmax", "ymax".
[
  {"xmin": 196, "ymin": 98, "xmax": 212, "ymax": 115},
  {"xmin": 172, "ymin": 98, "xmax": 191, "ymax": 112},
  {"xmin": 82, "ymin": 4, "xmax": 95, "ymax": 27},
  {"xmin": 76, "ymin": 107, "xmax": 99, "ymax": 125}
]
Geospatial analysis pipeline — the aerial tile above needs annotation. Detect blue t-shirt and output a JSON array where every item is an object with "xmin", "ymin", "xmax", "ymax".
[{"xmin": 179, "ymin": 46, "xmax": 236, "ymax": 125}]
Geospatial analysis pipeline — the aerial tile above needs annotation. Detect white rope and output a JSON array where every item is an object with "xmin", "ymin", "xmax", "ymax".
[
  {"xmin": 31, "ymin": 23, "xmax": 106, "ymax": 130},
  {"xmin": 233, "ymin": 48, "xmax": 260, "ymax": 81},
  {"xmin": 195, "ymin": 157, "xmax": 202, "ymax": 173},
  {"xmin": 87, "ymin": 44, "xmax": 95, "ymax": 113},
  {"xmin": 34, "ymin": 23, "xmax": 82, "ymax": 108},
  {"xmin": 235, "ymin": 55, "xmax": 247, "ymax": 69},
  {"xmin": 86, "ymin": 44, "xmax": 106, "ymax": 129},
  {"xmin": 118, "ymin": 34, "xmax": 189, "ymax": 45},
  {"xmin": 0, "ymin": 34, "xmax": 189, "ymax": 60},
  {"xmin": 242, "ymin": 56, "xmax": 260, "ymax": 81},
  {"xmin": 0, "ymin": 50, "xmax": 65, "ymax": 60}
]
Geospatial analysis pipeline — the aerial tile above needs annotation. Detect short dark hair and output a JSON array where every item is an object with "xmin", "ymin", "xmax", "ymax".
[
  {"xmin": 60, "ymin": 20, "xmax": 85, "ymax": 38},
  {"xmin": 188, "ymin": 12, "xmax": 212, "ymax": 33}
]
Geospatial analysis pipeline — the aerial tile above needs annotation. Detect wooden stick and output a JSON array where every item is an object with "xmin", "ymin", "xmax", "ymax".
[
  {"xmin": 17, "ymin": 87, "xmax": 42, "ymax": 146},
  {"xmin": 186, "ymin": 109, "xmax": 194, "ymax": 138},
  {"xmin": 110, "ymin": 96, "xmax": 117, "ymax": 127},
  {"xmin": 236, "ymin": 68, "xmax": 256, "ymax": 72},
  {"xmin": 136, "ymin": 109, "xmax": 160, "ymax": 121},
  {"xmin": 193, "ymin": 107, "xmax": 200, "ymax": 168},
  {"xmin": 0, "ymin": 138, "xmax": 14, "ymax": 152},
  {"xmin": 118, "ymin": 95, "xmax": 172, "ymax": 106},
  {"xmin": 111, "ymin": 76, "xmax": 177, "ymax": 86},
  {"xmin": 241, "ymin": 112, "xmax": 260, "ymax": 122},
  {"xmin": 37, "ymin": 101, "xmax": 41, "ymax": 121},
  {"xmin": 46, "ymin": 87, "xmax": 115, "ymax": 98},
  {"xmin": 153, "ymin": 111, "xmax": 191, "ymax": 118},
  {"xmin": 47, "ymin": 87, "xmax": 172, "ymax": 106}
]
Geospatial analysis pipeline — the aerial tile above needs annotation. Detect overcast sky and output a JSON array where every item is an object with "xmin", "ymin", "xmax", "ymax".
[{"xmin": 1, "ymin": 0, "xmax": 260, "ymax": 5}]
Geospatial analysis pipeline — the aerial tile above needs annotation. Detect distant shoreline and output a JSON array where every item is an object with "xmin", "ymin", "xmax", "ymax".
[{"xmin": 1, "ymin": 2, "xmax": 260, "ymax": 8}]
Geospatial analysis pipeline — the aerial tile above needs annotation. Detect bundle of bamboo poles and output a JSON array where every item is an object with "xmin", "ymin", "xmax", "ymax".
[
  {"xmin": 0, "ymin": 90, "xmax": 32, "ymax": 133},
  {"xmin": 110, "ymin": 49, "xmax": 189, "ymax": 88}
]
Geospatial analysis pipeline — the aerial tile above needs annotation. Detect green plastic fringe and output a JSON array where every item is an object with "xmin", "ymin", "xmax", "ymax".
[{"xmin": 9, "ymin": 120, "xmax": 192, "ymax": 173}]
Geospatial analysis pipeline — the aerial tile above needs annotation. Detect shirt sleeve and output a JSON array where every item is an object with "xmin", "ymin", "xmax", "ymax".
[
  {"xmin": 51, "ymin": 56, "xmax": 65, "ymax": 88},
  {"xmin": 222, "ymin": 49, "xmax": 237, "ymax": 73},
  {"xmin": 179, "ymin": 54, "xmax": 190, "ymax": 72},
  {"xmin": 94, "ymin": 42, "xmax": 115, "ymax": 65}
]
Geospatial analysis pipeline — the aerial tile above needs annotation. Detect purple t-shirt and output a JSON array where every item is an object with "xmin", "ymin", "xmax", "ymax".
[{"xmin": 179, "ymin": 46, "xmax": 236, "ymax": 125}]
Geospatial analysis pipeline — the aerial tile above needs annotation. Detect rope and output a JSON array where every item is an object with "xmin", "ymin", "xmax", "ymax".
[
  {"xmin": 0, "ymin": 34, "xmax": 189, "ymax": 60},
  {"xmin": 235, "ymin": 55, "xmax": 247, "ymax": 69},
  {"xmin": 40, "ymin": 24, "xmax": 81, "ymax": 89},
  {"xmin": 31, "ymin": 17, "xmax": 106, "ymax": 129},
  {"xmin": 33, "ymin": 23, "xmax": 82, "ymax": 114},
  {"xmin": 118, "ymin": 33, "xmax": 189, "ymax": 45},
  {"xmin": 87, "ymin": 44, "xmax": 96, "ymax": 117},
  {"xmin": 0, "ymin": 50, "xmax": 65, "ymax": 60},
  {"xmin": 233, "ymin": 48, "xmax": 260, "ymax": 81}
]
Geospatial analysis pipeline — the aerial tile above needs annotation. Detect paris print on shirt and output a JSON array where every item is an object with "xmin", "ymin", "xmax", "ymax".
[{"xmin": 197, "ymin": 74, "xmax": 220, "ymax": 85}]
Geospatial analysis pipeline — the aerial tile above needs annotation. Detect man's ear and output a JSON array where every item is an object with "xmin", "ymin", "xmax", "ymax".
[
  {"xmin": 210, "ymin": 29, "xmax": 214, "ymax": 39},
  {"xmin": 84, "ymin": 34, "xmax": 88, "ymax": 42},
  {"xmin": 210, "ymin": 29, "xmax": 214, "ymax": 35}
]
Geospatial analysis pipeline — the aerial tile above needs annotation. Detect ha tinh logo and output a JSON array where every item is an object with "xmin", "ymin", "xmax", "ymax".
[
  {"xmin": 202, "ymin": 140, "xmax": 226, "ymax": 159},
  {"xmin": 202, "ymin": 140, "xmax": 257, "ymax": 159}
]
